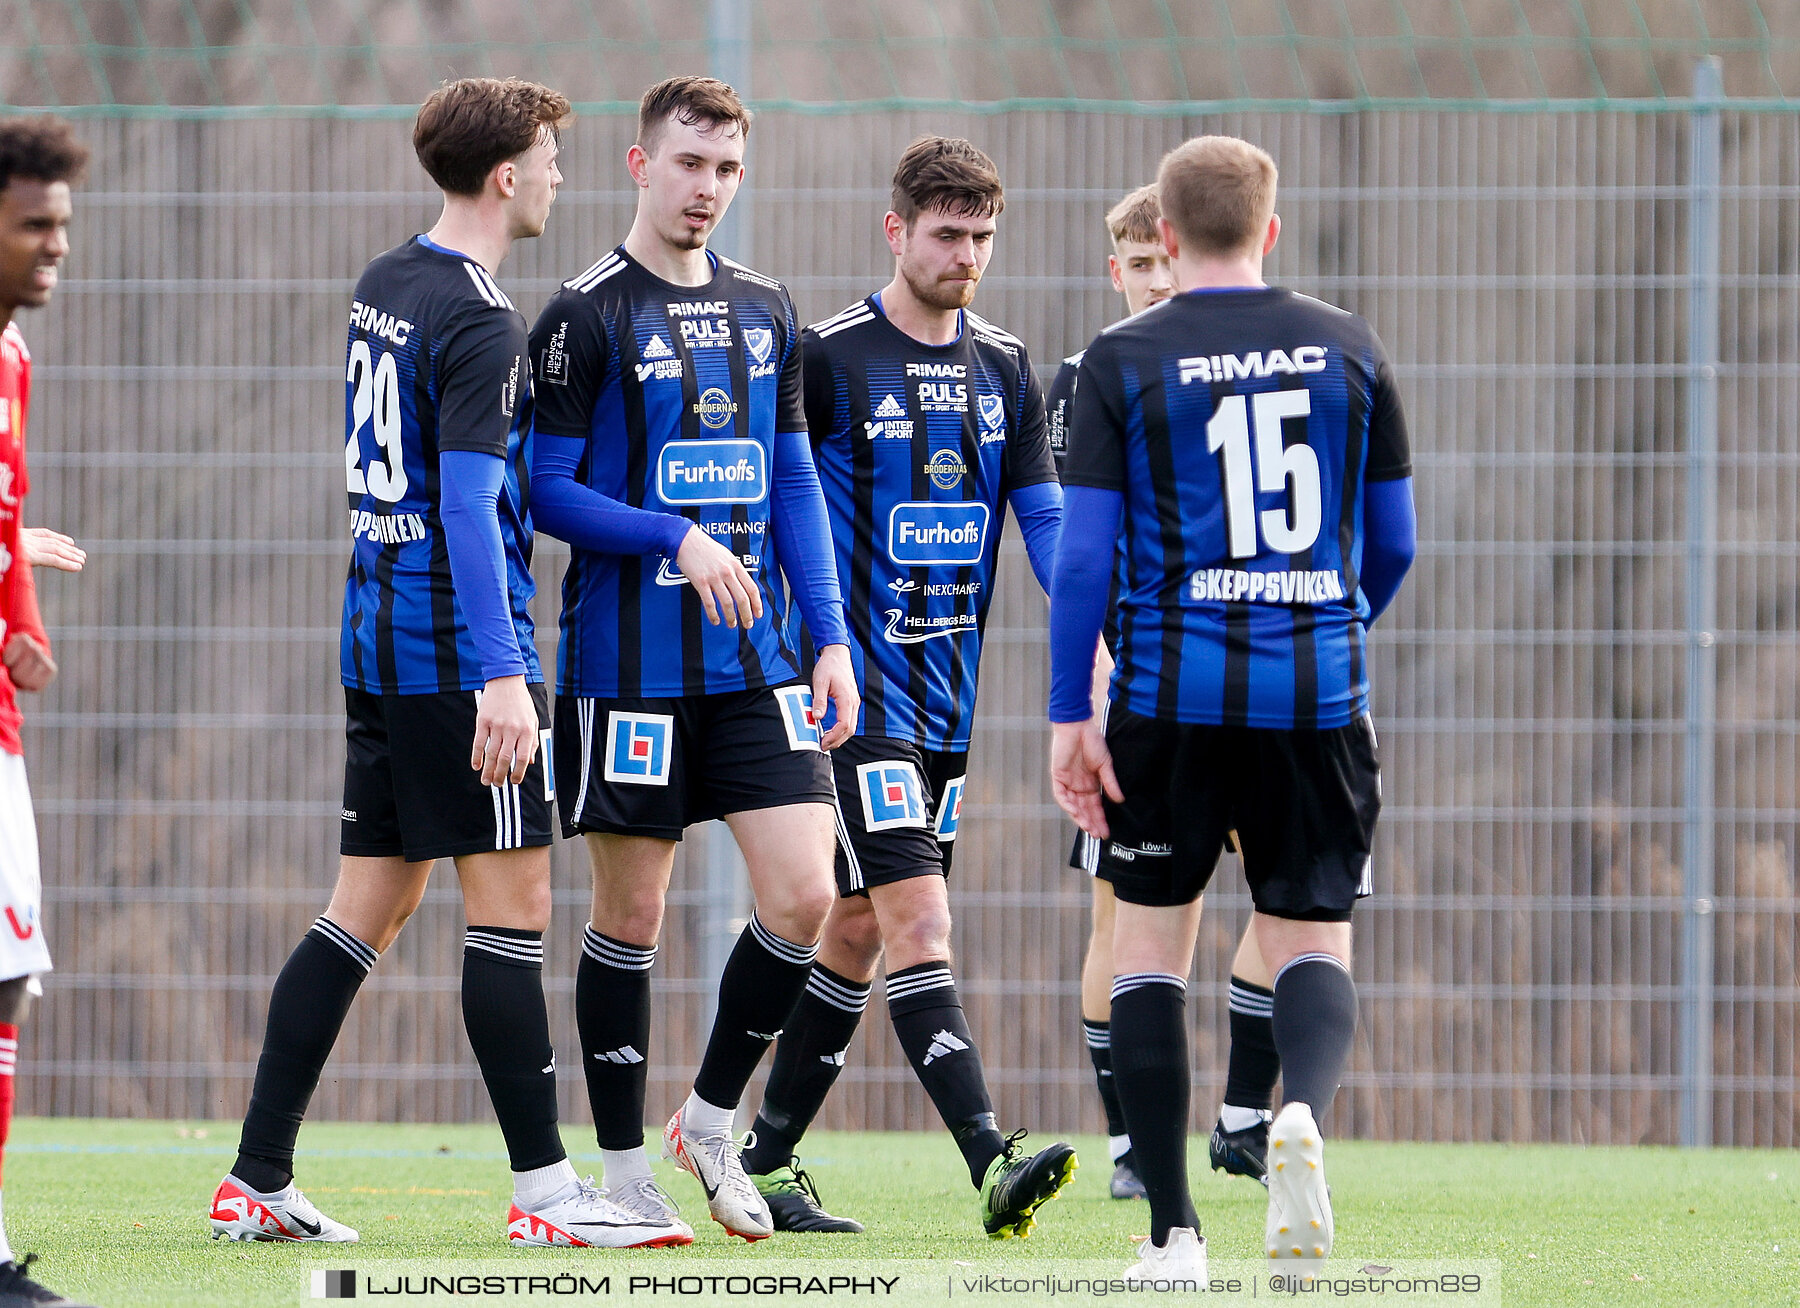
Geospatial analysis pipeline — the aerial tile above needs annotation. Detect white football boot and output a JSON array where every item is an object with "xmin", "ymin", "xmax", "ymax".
[
  {"xmin": 209, "ymin": 1175, "xmax": 358, "ymax": 1243},
  {"xmin": 508, "ymin": 1175, "xmax": 691, "ymax": 1248},
  {"xmin": 1265, "ymin": 1101, "xmax": 1333, "ymax": 1280},
  {"xmin": 662, "ymin": 1106, "xmax": 773, "ymax": 1240}
]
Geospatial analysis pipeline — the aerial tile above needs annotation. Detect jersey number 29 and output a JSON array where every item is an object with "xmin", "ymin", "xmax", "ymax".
[
  {"xmin": 346, "ymin": 340, "xmax": 409, "ymax": 502},
  {"xmin": 1206, "ymin": 390, "xmax": 1321, "ymax": 558}
]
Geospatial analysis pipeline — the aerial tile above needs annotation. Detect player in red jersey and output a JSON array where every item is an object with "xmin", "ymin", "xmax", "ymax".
[{"xmin": 0, "ymin": 115, "xmax": 93, "ymax": 1308}]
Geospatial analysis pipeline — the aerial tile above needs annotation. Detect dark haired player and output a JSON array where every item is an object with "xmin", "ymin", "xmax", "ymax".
[
  {"xmin": 1048, "ymin": 183, "xmax": 1286, "ymax": 1199},
  {"xmin": 1051, "ymin": 136, "xmax": 1415, "ymax": 1281},
  {"xmin": 0, "ymin": 113, "xmax": 98, "ymax": 1308},
  {"xmin": 212, "ymin": 78, "xmax": 686, "ymax": 1250},
  {"xmin": 736, "ymin": 136, "xmax": 1075, "ymax": 1240},
  {"xmin": 529, "ymin": 76, "xmax": 856, "ymax": 1243}
]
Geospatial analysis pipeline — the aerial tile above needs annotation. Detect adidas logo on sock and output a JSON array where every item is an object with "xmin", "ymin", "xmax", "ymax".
[
  {"xmin": 820, "ymin": 1049, "xmax": 848, "ymax": 1067},
  {"xmin": 873, "ymin": 393, "xmax": 906, "ymax": 418},
  {"xmin": 594, "ymin": 1045, "xmax": 645, "ymax": 1064},
  {"xmin": 643, "ymin": 334, "xmax": 674, "ymax": 359},
  {"xmin": 922, "ymin": 1029, "xmax": 969, "ymax": 1065}
]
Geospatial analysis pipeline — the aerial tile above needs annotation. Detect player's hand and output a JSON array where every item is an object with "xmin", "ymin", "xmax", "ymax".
[
  {"xmin": 3, "ymin": 633, "xmax": 56, "ymax": 693},
  {"xmin": 21, "ymin": 528, "xmax": 85, "ymax": 573},
  {"xmin": 1050, "ymin": 718, "xmax": 1122, "ymax": 839},
  {"xmin": 811, "ymin": 643, "xmax": 859, "ymax": 750},
  {"xmin": 472, "ymin": 674, "xmax": 538, "ymax": 787},
  {"xmin": 675, "ymin": 526, "xmax": 763, "ymax": 629}
]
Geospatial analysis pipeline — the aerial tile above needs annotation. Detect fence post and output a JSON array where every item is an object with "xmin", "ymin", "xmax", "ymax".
[{"xmin": 1679, "ymin": 56, "xmax": 1722, "ymax": 1150}]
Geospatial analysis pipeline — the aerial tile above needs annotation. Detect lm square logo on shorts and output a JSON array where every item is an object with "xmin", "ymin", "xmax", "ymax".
[
  {"xmin": 655, "ymin": 438, "xmax": 767, "ymax": 506},
  {"xmin": 604, "ymin": 712, "xmax": 674, "ymax": 786},
  {"xmin": 773, "ymin": 685, "xmax": 822, "ymax": 751},
  {"xmin": 857, "ymin": 761, "xmax": 926, "ymax": 832},
  {"xmin": 933, "ymin": 774, "xmax": 966, "ymax": 842},
  {"xmin": 311, "ymin": 1269, "xmax": 356, "ymax": 1299}
]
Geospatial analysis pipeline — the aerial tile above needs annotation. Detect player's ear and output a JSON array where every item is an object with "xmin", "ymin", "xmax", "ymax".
[
  {"xmin": 1262, "ymin": 213, "xmax": 1280, "ymax": 257},
  {"xmin": 493, "ymin": 158, "xmax": 518, "ymax": 200},
  {"xmin": 1157, "ymin": 215, "xmax": 1180, "ymax": 261},
  {"xmin": 627, "ymin": 142, "xmax": 651, "ymax": 188},
  {"xmin": 883, "ymin": 210, "xmax": 906, "ymax": 256},
  {"xmin": 1107, "ymin": 253, "xmax": 1125, "ymax": 294}
]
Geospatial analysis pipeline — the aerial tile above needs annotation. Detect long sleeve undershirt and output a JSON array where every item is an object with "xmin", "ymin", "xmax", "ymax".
[{"xmin": 439, "ymin": 448, "xmax": 528, "ymax": 683}]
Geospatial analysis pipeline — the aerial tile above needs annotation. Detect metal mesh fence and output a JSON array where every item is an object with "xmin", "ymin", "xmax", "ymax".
[
  {"xmin": 10, "ymin": 102, "xmax": 1797, "ymax": 1148},
  {"xmin": 5, "ymin": 0, "xmax": 1800, "ymax": 109}
]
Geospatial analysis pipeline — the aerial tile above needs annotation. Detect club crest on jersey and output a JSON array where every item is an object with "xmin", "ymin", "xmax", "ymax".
[
  {"xmin": 692, "ymin": 387, "xmax": 740, "ymax": 429},
  {"xmin": 604, "ymin": 712, "xmax": 674, "ymax": 786},
  {"xmin": 977, "ymin": 393, "xmax": 1006, "ymax": 439},
  {"xmin": 657, "ymin": 438, "xmax": 766, "ymax": 505},
  {"xmin": 925, "ymin": 448, "xmax": 969, "ymax": 490},
  {"xmin": 888, "ymin": 501, "xmax": 989, "ymax": 567},
  {"xmin": 857, "ymin": 761, "xmax": 926, "ymax": 832},
  {"xmin": 772, "ymin": 684, "xmax": 823, "ymax": 752},
  {"xmin": 933, "ymin": 775, "xmax": 966, "ymax": 842},
  {"xmin": 744, "ymin": 327, "xmax": 774, "ymax": 365}
]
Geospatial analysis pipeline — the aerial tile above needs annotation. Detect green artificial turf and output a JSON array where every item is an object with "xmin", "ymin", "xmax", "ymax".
[{"xmin": 3, "ymin": 1118, "xmax": 1794, "ymax": 1306}]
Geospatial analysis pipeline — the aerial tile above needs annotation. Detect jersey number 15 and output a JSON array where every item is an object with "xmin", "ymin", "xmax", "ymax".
[
  {"xmin": 345, "ymin": 340, "xmax": 410, "ymax": 502},
  {"xmin": 1207, "ymin": 390, "xmax": 1321, "ymax": 558}
]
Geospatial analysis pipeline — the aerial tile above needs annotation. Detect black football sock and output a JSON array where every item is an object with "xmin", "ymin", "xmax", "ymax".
[
  {"xmin": 1271, "ymin": 953, "xmax": 1358, "ymax": 1119},
  {"xmin": 743, "ymin": 964, "xmax": 871, "ymax": 1175},
  {"xmin": 1223, "ymin": 976, "xmax": 1281, "ymax": 1117},
  {"xmin": 885, "ymin": 961, "xmax": 1005, "ymax": 1187},
  {"xmin": 462, "ymin": 927, "xmax": 565, "ymax": 1172},
  {"xmin": 1083, "ymin": 1019, "xmax": 1130, "ymax": 1147},
  {"xmin": 1111, "ymin": 972, "xmax": 1199, "ymax": 1245},
  {"xmin": 692, "ymin": 915, "xmax": 818, "ymax": 1112},
  {"xmin": 233, "ymin": 917, "xmax": 378, "ymax": 1194},
  {"xmin": 575, "ymin": 925, "xmax": 656, "ymax": 1151}
]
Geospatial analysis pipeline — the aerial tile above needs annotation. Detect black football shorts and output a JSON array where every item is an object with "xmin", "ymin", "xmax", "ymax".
[
  {"xmin": 554, "ymin": 680, "xmax": 835, "ymax": 841},
  {"xmin": 1098, "ymin": 708, "xmax": 1380, "ymax": 919},
  {"xmin": 829, "ymin": 734, "xmax": 967, "ymax": 896},
  {"xmin": 340, "ymin": 684, "xmax": 553, "ymax": 862}
]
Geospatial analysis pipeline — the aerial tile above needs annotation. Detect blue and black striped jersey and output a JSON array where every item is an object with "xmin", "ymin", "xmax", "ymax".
[
  {"xmin": 529, "ymin": 247, "xmax": 808, "ymax": 698},
  {"xmin": 1047, "ymin": 350, "xmax": 1124, "ymax": 660},
  {"xmin": 340, "ymin": 235, "xmax": 539, "ymax": 695},
  {"xmin": 1064, "ymin": 286, "xmax": 1411, "ymax": 729},
  {"xmin": 804, "ymin": 298, "xmax": 1056, "ymax": 750}
]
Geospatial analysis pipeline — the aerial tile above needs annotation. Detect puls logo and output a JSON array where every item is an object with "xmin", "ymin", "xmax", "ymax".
[{"xmin": 604, "ymin": 712, "xmax": 674, "ymax": 786}]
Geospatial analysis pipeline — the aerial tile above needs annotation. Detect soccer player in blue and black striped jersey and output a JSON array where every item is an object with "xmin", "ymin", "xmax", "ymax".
[
  {"xmin": 527, "ymin": 77, "xmax": 856, "ymax": 1243},
  {"xmin": 736, "ymin": 138, "xmax": 1075, "ymax": 1240},
  {"xmin": 1049, "ymin": 185, "xmax": 1288, "ymax": 1201},
  {"xmin": 1050, "ymin": 137, "xmax": 1416, "ymax": 1282},
  {"xmin": 215, "ymin": 79, "xmax": 685, "ymax": 1253}
]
